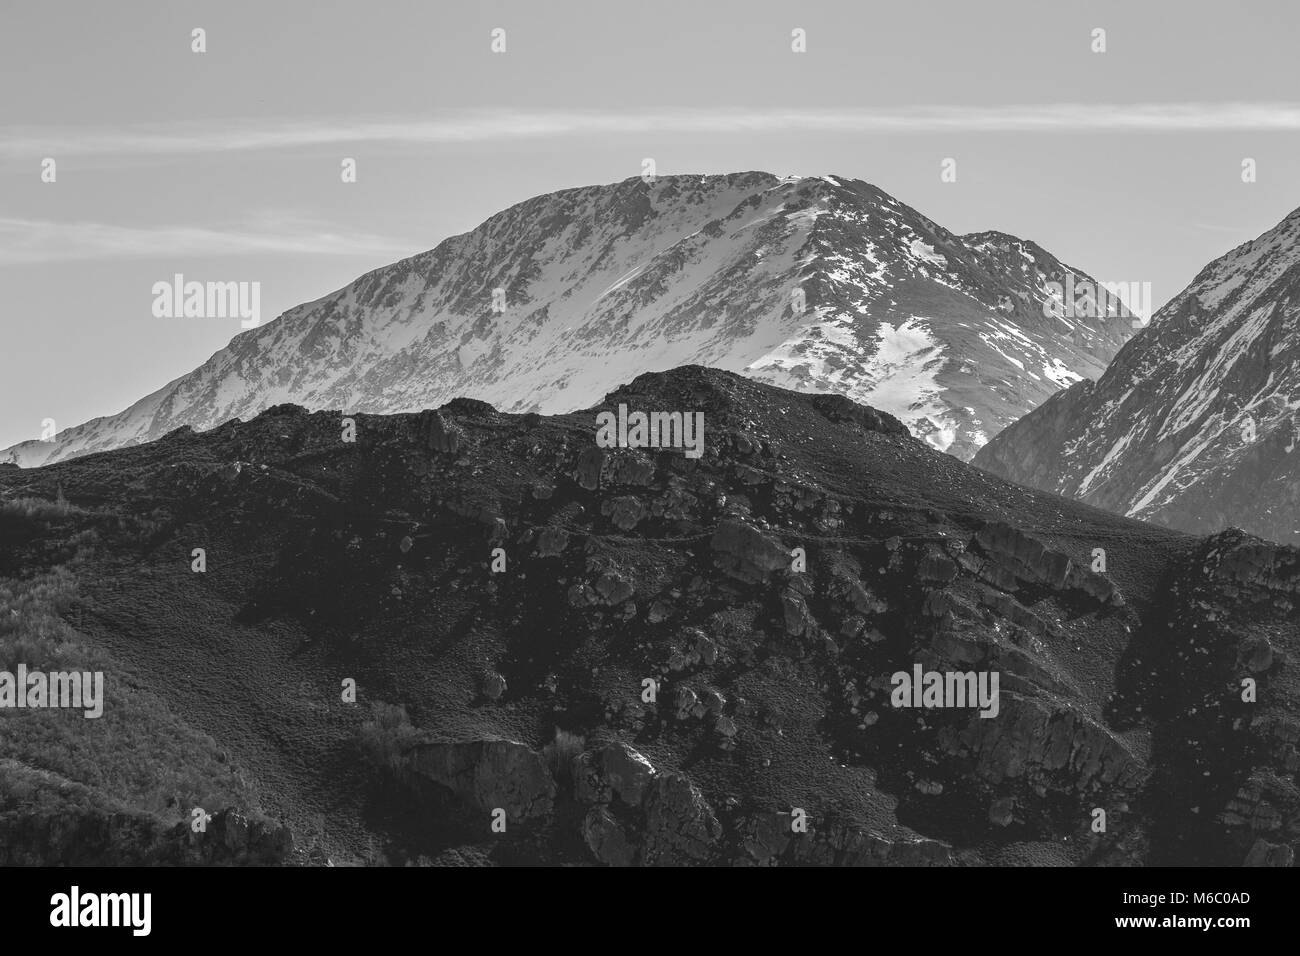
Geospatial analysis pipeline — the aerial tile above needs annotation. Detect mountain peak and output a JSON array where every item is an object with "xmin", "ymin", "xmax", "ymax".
[
  {"xmin": 974, "ymin": 201, "xmax": 1300, "ymax": 542},
  {"xmin": 4, "ymin": 173, "xmax": 1131, "ymax": 468}
]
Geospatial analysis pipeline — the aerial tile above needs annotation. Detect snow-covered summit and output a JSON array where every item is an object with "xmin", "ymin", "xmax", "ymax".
[
  {"xmin": 974, "ymin": 203, "xmax": 1300, "ymax": 541},
  {"xmin": 3, "ymin": 172, "xmax": 1133, "ymax": 467}
]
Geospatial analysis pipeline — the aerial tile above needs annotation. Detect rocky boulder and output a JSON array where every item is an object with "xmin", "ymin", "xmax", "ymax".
[
  {"xmin": 642, "ymin": 772, "xmax": 722, "ymax": 865},
  {"xmin": 405, "ymin": 738, "xmax": 557, "ymax": 820},
  {"xmin": 711, "ymin": 519, "xmax": 790, "ymax": 583}
]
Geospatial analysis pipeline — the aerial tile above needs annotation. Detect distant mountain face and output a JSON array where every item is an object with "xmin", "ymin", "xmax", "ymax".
[
  {"xmin": 974, "ymin": 208, "xmax": 1300, "ymax": 543},
  {"xmin": 3, "ymin": 172, "xmax": 1134, "ymax": 468}
]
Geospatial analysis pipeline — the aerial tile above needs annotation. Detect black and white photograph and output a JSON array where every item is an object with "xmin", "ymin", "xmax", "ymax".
[{"xmin": 0, "ymin": 0, "xmax": 1294, "ymax": 936}]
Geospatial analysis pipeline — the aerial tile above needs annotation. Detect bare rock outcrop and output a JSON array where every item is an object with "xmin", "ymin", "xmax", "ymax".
[{"xmin": 405, "ymin": 739, "xmax": 557, "ymax": 820}]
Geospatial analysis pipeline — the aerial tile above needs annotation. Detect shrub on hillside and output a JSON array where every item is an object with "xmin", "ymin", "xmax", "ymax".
[{"xmin": 356, "ymin": 702, "xmax": 421, "ymax": 774}]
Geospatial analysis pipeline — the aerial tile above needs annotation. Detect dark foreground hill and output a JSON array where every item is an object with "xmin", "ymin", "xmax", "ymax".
[{"xmin": 1, "ymin": 366, "xmax": 1296, "ymax": 866}]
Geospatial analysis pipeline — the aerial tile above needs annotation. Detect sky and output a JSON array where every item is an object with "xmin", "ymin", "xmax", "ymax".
[{"xmin": 2, "ymin": 0, "xmax": 1300, "ymax": 450}]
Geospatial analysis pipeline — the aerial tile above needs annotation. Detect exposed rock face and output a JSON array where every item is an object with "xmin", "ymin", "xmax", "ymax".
[
  {"xmin": 574, "ymin": 447, "xmax": 605, "ymax": 491},
  {"xmin": 973, "ymin": 205, "xmax": 1300, "ymax": 543},
  {"xmin": 415, "ymin": 409, "xmax": 463, "ymax": 454},
  {"xmin": 642, "ymin": 773, "xmax": 722, "ymax": 865},
  {"xmin": 0, "ymin": 803, "xmax": 292, "ymax": 867},
  {"xmin": 1244, "ymin": 838, "xmax": 1294, "ymax": 867},
  {"xmin": 404, "ymin": 739, "xmax": 557, "ymax": 820},
  {"xmin": 947, "ymin": 696, "xmax": 1146, "ymax": 793},
  {"xmin": 1204, "ymin": 530, "xmax": 1300, "ymax": 594},
  {"xmin": 736, "ymin": 811, "xmax": 952, "ymax": 866},
  {"xmin": 781, "ymin": 588, "xmax": 816, "ymax": 636},
  {"xmin": 969, "ymin": 521, "xmax": 1123, "ymax": 608},
  {"xmin": 198, "ymin": 809, "xmax": 295, "ymax": 864},
  {"xmin": 807, "ymin": 393, "xmax": 914, "ymax": 439},
  {"xmin": 581, "ymin": 807, "xmax": 637, "ymax": 866},
  {"xmin": 572, "ymin": 742, "xmax": 657, "ymax": 808},
  {"xmin": 599, "ymin": 743, "xmax": 657, "ymax": 807},
  {"xmin": 711, "ymin": 519, "xmax": 791, "ymax": 583}
]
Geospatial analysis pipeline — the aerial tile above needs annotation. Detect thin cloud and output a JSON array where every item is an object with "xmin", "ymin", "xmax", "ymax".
[
  {"xmin": 1191, "ymin": 222, "xmax": 1253, "ymax": 234},
  {"xmin": 0, "ymin": 217, "xmax": 422, "ymax": 265},
  {"xmin": 6, "ymin": 103, "xmax": 1300, "ymax": 159}
]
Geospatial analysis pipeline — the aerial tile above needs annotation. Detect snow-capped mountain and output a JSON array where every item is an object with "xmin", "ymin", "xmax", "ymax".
[
  {"xmin": 974, "ymin": 206, "xmax": 1300, "ymax": 542},
  {"xmin": 4, "ymin": 172, "xmax": 1135, "ymax": 467}
]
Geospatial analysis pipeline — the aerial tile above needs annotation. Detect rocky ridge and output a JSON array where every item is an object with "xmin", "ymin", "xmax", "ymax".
[{"xmin": 1, "ymin": 366, "xmax": 1295, "ymax": 866}]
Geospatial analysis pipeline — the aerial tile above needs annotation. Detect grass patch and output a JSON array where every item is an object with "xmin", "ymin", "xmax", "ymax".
[
  {"xmin": 0, "ymin": 551, "xmax": 256, "ymax": 821},
  {"xmin": 0, "ymin": 492, "xmax": 84, "ymax": 522}
]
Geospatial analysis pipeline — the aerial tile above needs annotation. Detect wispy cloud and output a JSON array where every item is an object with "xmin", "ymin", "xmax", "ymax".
[
  {"xmin": 1191, "ymin": 222, "xmax": 1253, "ymax": 234},
  {"xmin": 0, "ymin": 217, "xmax": 421, "ymax": 265},
  {"xmin": 5, "ymin": 103, "xmax": 1300, "ymax": 159}
]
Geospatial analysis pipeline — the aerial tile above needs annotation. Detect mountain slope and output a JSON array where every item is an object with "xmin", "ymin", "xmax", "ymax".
[
  {"xmin": 4, "ymin": 172, "xmax": 1134, "ymax": 468},
  {"xmin": 974, "ymin": 206, "xmax": 1300, "ymax": 542},
  {"xmin": 2, "ymin": 366, "xmax": 1296, "ymax": 866}
]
